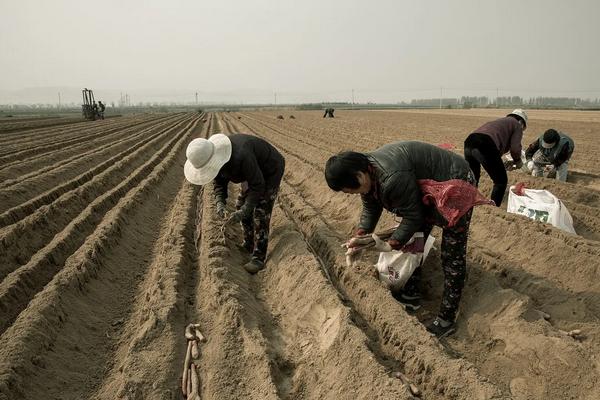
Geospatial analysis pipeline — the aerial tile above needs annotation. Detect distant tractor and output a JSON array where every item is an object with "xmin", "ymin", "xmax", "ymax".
[{"xmin": 82, "ymin": 88, "xmax": 100, "ymax": 120}]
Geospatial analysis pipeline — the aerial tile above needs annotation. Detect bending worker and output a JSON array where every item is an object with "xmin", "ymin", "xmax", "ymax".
[
  {"xmin": 325, "ymin": 141, "xmax": 482, "ymax": 338},
  {"xmin": 464, "ymin": 109, "xmax": 527, "ymax": 206},
  {"xmin": 525, "ymin": 128, "xmax": 574, "ymax": 182},
  {"xmin": 184, "ymin": 133, "xmax": 285, "ymax": 274}
]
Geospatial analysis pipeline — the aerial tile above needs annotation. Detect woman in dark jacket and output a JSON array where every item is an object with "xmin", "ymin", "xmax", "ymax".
[
  {"xmin": 185, "ymin": 133, "xmax": 285, "ymax": 274},
  {"xmin": 325, "ymin": 141, "xmax": 478, "ymax": 337}
]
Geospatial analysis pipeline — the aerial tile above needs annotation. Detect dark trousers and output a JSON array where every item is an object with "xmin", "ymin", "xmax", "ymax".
[
  {"xmin": 402, "ymin": 172, "xmax": 475, "ymax": 322},
  {"xmin": 464, "ymin": 133, "xmax": 507, "ymax": 207},
  {"xmin": 236, "ymin": 186, "xmax": 278, "ymax": 262}
]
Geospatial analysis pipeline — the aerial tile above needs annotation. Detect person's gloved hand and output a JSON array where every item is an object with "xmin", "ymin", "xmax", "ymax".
[
  {"xmin": 400, "ymin": 235, "xmax": 425, "ymax": 253},
  {"xmin": 514, "ymin": 159, "xmax": 523, "ymax": 169},
  {"xmin": 503, "ymin": 160, "xmax": 514, "ymax": 170},
  {"xmin": 229, "ymin": 209, "xmax": 250, "ymax": 223},
  {"xmin": 545, "ymin": 164, "xmax": 556, "ymax": 173},
  {"xmin": 216, "ymin": 201, "xmax": 227, "ymax": 219},
  {"xmin": 526, "ymin": 159, "xmax": 535, "ymax": 171},
  {"xmin": 366, "ymin": 233, "xmax": 392, "ymax": 252}
]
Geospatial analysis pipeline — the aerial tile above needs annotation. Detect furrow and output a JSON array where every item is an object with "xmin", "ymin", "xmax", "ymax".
[
  {"xmin": 0, "ymin": 115, "xmax": 199, "ymax": 333},
  {"xmin": 0, "ymin": 114, "xmax": 187, "ymax": 214},
  {"xmin": 0, "ymin": 114, "xmax": 174, "ymax": 172},
  {"xmin": 0, "ymin": 113, "xmax": 199, "ymax": 400}
]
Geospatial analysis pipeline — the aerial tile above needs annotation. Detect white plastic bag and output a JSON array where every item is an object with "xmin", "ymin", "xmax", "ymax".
[
  {"xmin": 375, "ymin": 234, "xmax": 435, "ymax": 290},
  {"xmin": 507, "ymin": 186, "xmax": 576, "ymax": 234}
]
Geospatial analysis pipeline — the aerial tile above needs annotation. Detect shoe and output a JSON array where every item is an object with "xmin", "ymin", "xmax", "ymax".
[
  {"xmin": 243, "ymin": 258, "xmax": 265, "ymax": 274},
  {"xmin": 426, "ymin": 317, "xmax": 456, "ymax": 338},
  {"xmin": 391, "ymin": 291, "xmax": 422, "ymax": 312}
]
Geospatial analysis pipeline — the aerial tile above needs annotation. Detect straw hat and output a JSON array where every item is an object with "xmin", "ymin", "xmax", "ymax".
[{"xmin": 184, "ymin": 134, "xmax": 232, "ymax": 185}]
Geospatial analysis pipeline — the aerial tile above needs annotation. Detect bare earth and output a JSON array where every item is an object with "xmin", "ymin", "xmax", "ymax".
[{"xmin": 1, "ymin": 109, "xmax": 599, "ymax": 400}]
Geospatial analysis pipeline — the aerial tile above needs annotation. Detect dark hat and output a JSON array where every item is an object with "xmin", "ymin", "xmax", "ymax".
[{"xmin": 542, "ymin": 129, "xmax": 560, "ymax": 148}]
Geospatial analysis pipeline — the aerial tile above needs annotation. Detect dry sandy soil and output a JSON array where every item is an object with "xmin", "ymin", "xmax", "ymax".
[{"xmin": 1, "ymin": 109, "xmax": 599, "ymax": 400}]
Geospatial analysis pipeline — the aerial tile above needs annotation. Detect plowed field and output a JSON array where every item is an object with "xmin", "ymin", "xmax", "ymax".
[{"xmin": 1, "ymin": 109, "xmax": 599, "ymax": 400}]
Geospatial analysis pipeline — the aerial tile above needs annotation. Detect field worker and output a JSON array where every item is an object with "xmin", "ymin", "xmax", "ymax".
[
  {"xmin": 463, "ymin": 109, "xmax": 527, "ymax": 207},
  {"xmin": 325, "ymin": 141, "xmax": 481, "ymax": 338},
  {"xmin": 525, "ymin": 129, "xmax": 574, "ymax": 182},
  {"xmin": 98, "ymin": 101, "xmax": 106, "ymax": 119},
  {"xmin": 184, "ymin": 133, "xmax": 285, "ymax": 274}
]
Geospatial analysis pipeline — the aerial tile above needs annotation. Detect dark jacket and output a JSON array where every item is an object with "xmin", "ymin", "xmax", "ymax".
[
  {"xmin": 525, "ymin": 132, "xmax": 574, "ymax": 167},
  {"xmin": 213, "ymin": 134, "xmax": 285, "ymax": 214},
  {"xmin": 358, "ymin": 141, "xmax": 472, "ymax": 246},
  {"xmin": 472, "ymin": 117, "xmax": 523, "ymax": 162}
]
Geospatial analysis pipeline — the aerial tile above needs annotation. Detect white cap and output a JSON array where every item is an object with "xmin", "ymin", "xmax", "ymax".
[
  {"xmin": 184, "ymin": 134, "xmax": 232, "ymax": 185},
  {"xmin": 507, "ymin": 109, "xmax": 528, "ymax": 128}
]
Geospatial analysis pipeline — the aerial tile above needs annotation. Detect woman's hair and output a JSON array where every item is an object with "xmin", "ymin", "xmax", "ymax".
[{"xmin": 324, "ymin": 151, "xmax": 370, "ymax": 191}]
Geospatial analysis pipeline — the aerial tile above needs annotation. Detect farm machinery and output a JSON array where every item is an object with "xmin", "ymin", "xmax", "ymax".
[{"xmin": 82, "ymin": 88, "xmax": 102, "ymax": 120}]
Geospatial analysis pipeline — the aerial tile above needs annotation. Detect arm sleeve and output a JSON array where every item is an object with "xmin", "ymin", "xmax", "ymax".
[
  {"xmin": 525, "ymin": 139, "xmax": 539, "ymax": 160},
  {"xmin": 358, "ymin": 194, "xmax": 383, "ymax": 233},
  {"xmin": 385, "ymin": 172, "xmax": 425, "ymax": 246},
  {"xmin": 213, "ymin": 176, "xmax": 228, "ymax": 204},
  {"xmin": 553, "ymin": 143, "xmax": 571, "ymax": 167},
  {"xmin": 510, "ymin": 125, "xmax": 523, "ymax": 162},
  {"xmin": 240, "ymin": 154, "xmax": 266, "ymax": 214}
]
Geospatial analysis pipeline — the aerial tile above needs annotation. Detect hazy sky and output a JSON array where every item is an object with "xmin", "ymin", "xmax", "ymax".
[{"xmin": 1, "ymin": 0, "xmax": 599, "ymax": 103}]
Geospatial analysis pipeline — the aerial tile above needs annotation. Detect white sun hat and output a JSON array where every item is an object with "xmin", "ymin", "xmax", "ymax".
[
  {"xmin": 184, "ymin": 134, "xmax": 232, "ymax": 185},
  {"xmin": 507, "ymin": 109, "xmax": 528, "ymax": 128}
]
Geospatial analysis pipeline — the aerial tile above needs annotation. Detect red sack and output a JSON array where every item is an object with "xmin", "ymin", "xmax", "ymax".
[
  {"xmin": 437, "ymin": 143, "xmax": 456, "ymax": 150},
  {"xmin": 418, "ymin": 179, "xmax": 494, "ymax": 227}
]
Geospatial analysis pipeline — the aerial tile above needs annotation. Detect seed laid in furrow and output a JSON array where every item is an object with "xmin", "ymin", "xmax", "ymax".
[
  {"xmin": 0, "ymin": 114, "xmax": 188, "ymax": 214},
  {"xmin": 0, "ymin": 114, "xmax": 199, "ymax": 400},
  {"xmin": 0, "ymin": 115, "xmax": 199, "ymax": 333}
]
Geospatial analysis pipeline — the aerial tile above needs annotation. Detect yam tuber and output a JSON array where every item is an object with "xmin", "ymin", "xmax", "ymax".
[{"xmin": 181, "ymin": 341, "xmax": 192, "ymax": 396}]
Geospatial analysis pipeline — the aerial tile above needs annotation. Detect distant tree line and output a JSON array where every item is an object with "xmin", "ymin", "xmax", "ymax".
[{"xmin": 409, "ymin": 96, "xmax": 600, "ymax": 109}]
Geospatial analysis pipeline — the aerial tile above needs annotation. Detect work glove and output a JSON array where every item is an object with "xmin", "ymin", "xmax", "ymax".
[
  {"xmin": 216, "ymin": 201, "xmax": 227, "ymax": 219},
  {"xmin": 545, "ymin": 164, "xmax": 556, "ymax": 173},
  {"xmin": 366, "ymin": 233, "xmax": 392, "ymax": 252},
  {"xmin": 503, "ymin": 160, "xmax": 514, "ymax": 170},
  {"xmin": 229, "ymin": 209, "xmax": 250, "ymax": 223},
  {"xmin": 526, "ymin": 159, "xmax": 535, "ymax": 171},
  {"xmin": 400, "ymin": 235, "xmax": 425, "ymax": 253},
  {"xmin": 514, "ymin": 159, "xmax": 523, "ymax": 169}
]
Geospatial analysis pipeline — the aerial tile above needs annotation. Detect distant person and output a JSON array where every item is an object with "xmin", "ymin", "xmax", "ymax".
[
  {"xmin": 525, "ymin": 129, "xmax": 574, "ymax": 182},
  {"xmin": 323, "ymin": 108, "xmax": 335, "ymax": 118},
  {"xmin": 184, "ymin": 133, "xmax": 285, "ymax": 274},
  {"xmin": 463, "ymin": 109, "xmax": 527, "ymax": 207},
  {"xmin": 98, "ymin": 101, "xmax": 106, "ymax": 119}
]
